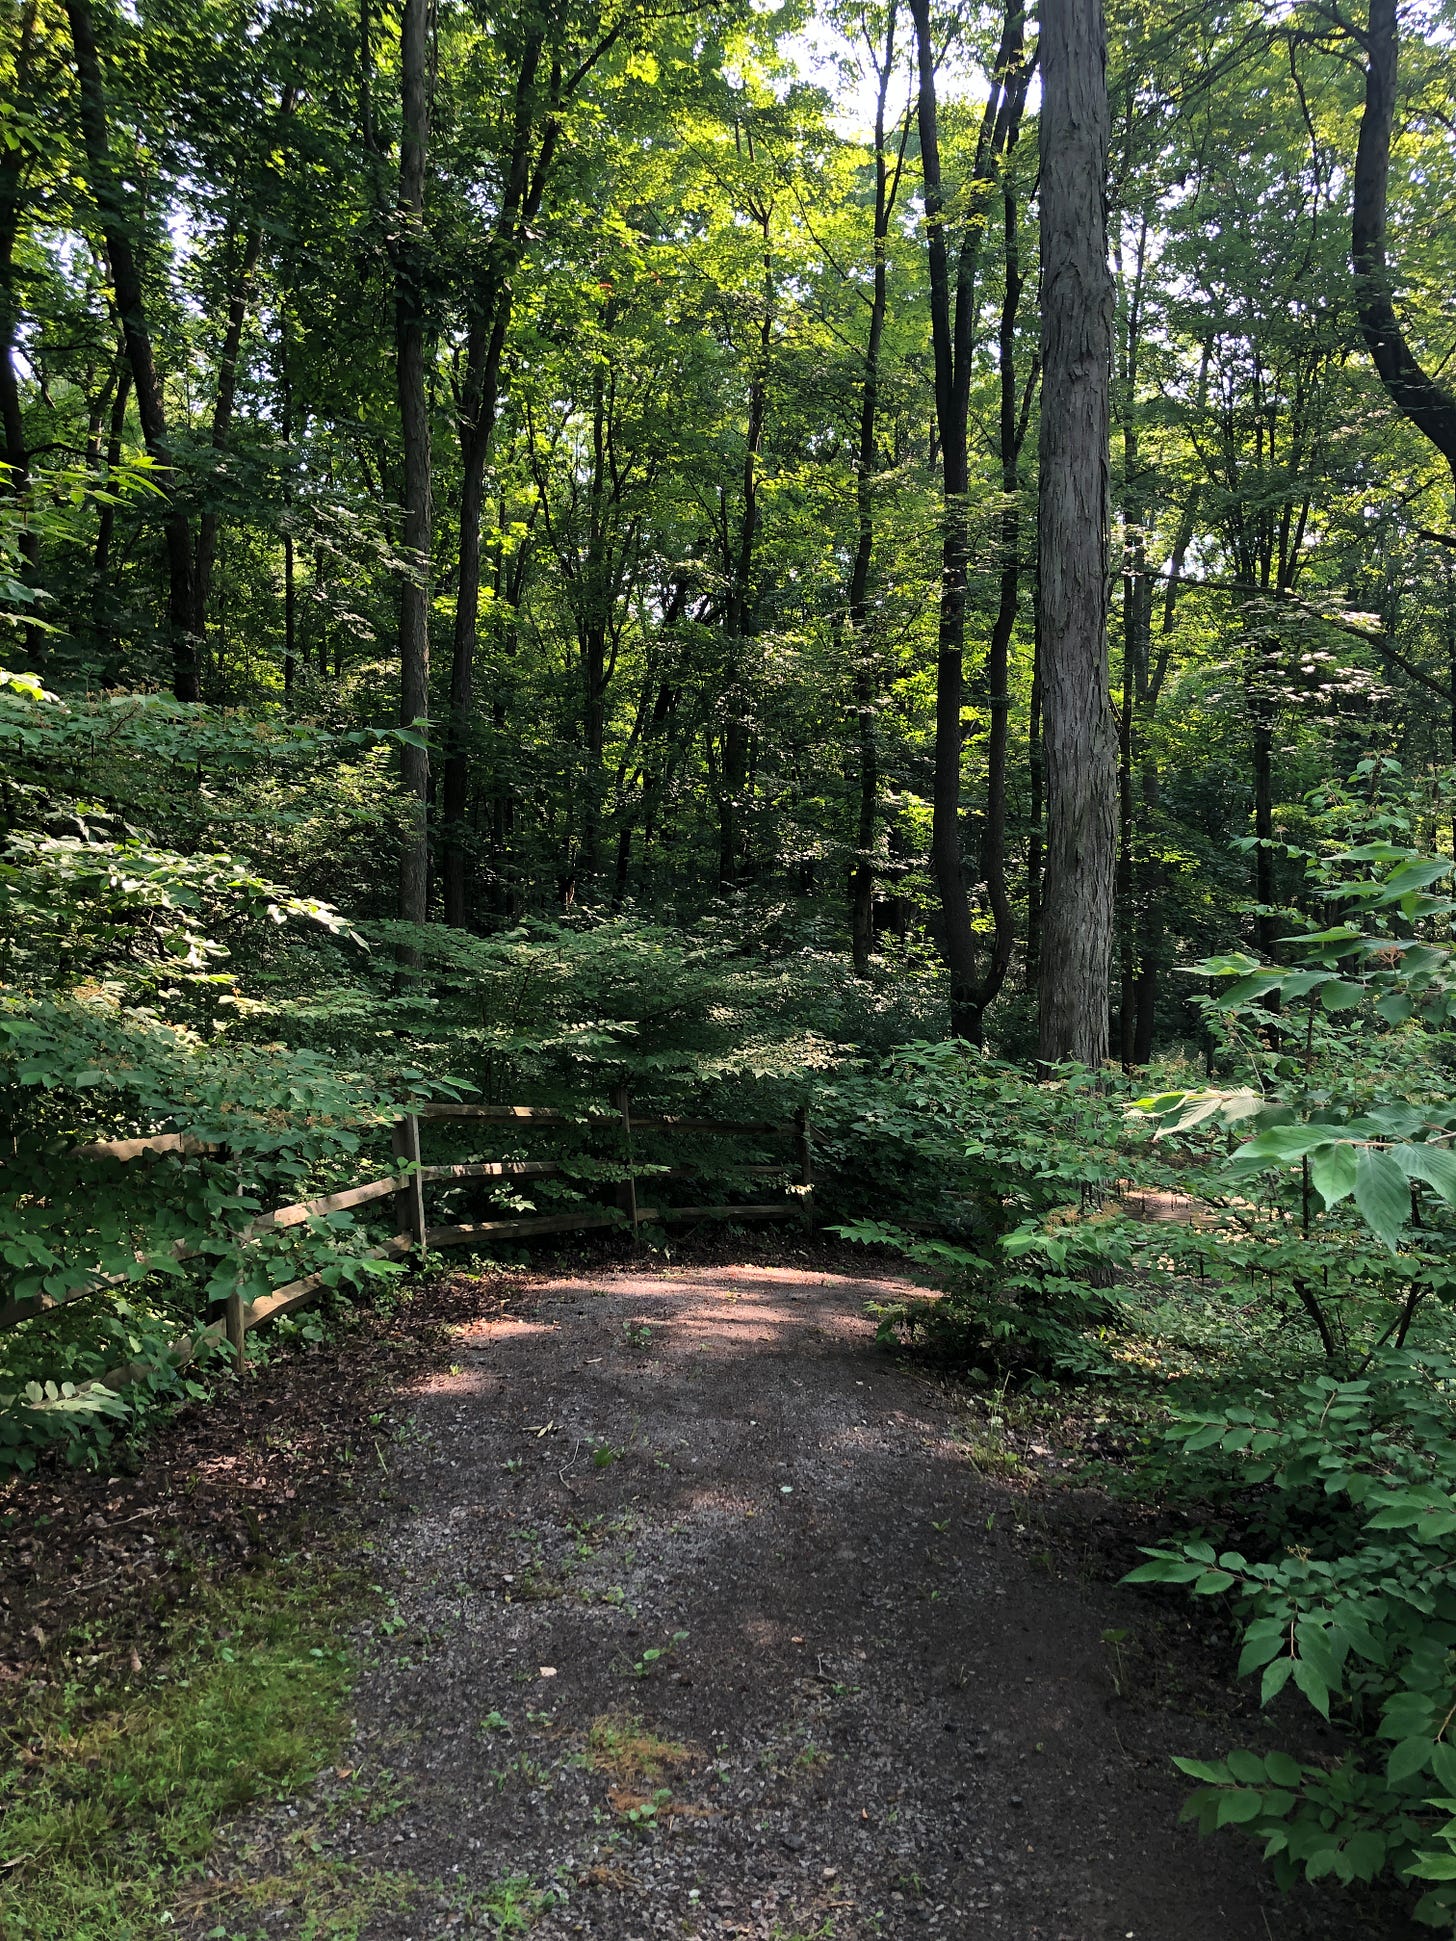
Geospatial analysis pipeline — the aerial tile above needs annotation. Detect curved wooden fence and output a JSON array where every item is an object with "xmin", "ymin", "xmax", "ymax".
[{"xmin": 7, "ymin": 1093, "xmax": 812, "ymax": 1379}]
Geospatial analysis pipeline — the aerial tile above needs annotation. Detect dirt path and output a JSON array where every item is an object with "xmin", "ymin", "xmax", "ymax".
[{"xmin": 198, "ymin": 1259, "xmax": 1400, "ymax": 1941}]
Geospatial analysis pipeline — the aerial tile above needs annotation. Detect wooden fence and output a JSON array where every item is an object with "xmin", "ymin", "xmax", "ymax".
[{"xmin": 8, "ymin": 1094, "xmax": 812, "ymax": 1377}]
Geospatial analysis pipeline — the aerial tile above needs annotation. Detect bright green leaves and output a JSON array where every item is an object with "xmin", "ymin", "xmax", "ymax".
[
  {"xmin": 1130, "ymin": 1352, "xmax": 1456, "ymax": 1920},
  {"xmin": 1353, "ymin": 1146, "xmax": 1411, "ymax": 1251},
  {"xmin": 1308, "ymin": 1139, "xmax": 1358, "ymax": 1209}
]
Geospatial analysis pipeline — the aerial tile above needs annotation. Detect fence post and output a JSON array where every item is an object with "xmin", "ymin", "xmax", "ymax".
[
  {"xmin": 615, "ymin": 1083, "xmax": 640, "ymax": 1242},
  {"xmin": 225, "ymin": 1286, "xmax": 247, "ymax": 1374},
  {"xmin": 794, "ymin": 1105, "xmax": 814, "ymax": 1233},
  {"xmin": 392, "ymin": 1113, "xmax": 427, "ymax": 1260},
  {"xmin": 224, "ymin": 1148, "xmax": 247, "ymax": 1372}
]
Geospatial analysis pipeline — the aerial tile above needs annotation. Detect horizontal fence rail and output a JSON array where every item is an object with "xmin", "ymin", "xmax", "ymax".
[{"xmin": 7, "ymin": 1091, "xmax": 813, "ymax": 1386}]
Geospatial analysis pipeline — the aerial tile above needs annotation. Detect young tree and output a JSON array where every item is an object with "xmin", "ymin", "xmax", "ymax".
[
  {"xmin": 393, "ymin": 0, "xmax": 434, "ymax": 937},
  {"xmin": 909, "ymin": 0, "xmax": 1029, "ymax": 1041},
  {"xmin": 64, "ymin": 0, "xmax": 198, "ymax": 699}
]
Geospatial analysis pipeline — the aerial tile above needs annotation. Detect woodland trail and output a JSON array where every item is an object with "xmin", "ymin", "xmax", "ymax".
[{"xmin": 195, "ymin": 1263, "xmax": 1403, "ymax": 1940}]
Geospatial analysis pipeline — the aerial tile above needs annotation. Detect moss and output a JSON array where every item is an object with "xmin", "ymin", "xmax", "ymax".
[{"xmin": 0, "ymin": 1554, "xmax": 364, "ymax": 1940}]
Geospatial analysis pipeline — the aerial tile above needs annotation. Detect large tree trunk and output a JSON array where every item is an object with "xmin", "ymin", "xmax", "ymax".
[
  {"xmin": 1035, "ymin": 0, "xmax": 1117, "ymax": 1068},
  {"xmin": 1353, "ymin": 0, "xmax": 1456, "ymax": 490},
  {"xmin": 393, "ymin": 0, "xmax": 434, "ymax": 941},
  {"xmin": 65, "ymin": 0, "xmax": 197, "ymax": 700},
  {"xmin": 1024, "ymin": 622, "xmax": 1043, "ymax": 991}
]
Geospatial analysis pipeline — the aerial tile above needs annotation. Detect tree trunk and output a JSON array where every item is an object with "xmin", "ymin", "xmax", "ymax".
[
  {"xmin": 1353, "ymin": 0, "xmax": 1456, "ymax": 490},
  {"xmin": 1025, "ymin": 620, "xmax": 1043, "ymax": 991},
  {"xmin": 193, "ymin": 195, "xmax": 275, "ymax": 644},
  {"xmin": 717, "ymin": 205, "xmax": 772, "ymax": 891},
  {"xmin": 1036, "ymin": 0, "xmax": 1117, "ymax": 1068},
  {"xmin": 0, "ymin": 2, "xmax": 39, "ymax": 632},
  {"xmin": 92, "ymin": 356, "xmax": 130, "ymax": 676},
  {"xmin": 440, "ymin": 32, "xmax": 555, "ymax": 927},
  {"xmin": 848, "ymin": 7, "xmax": 906, "ymax": 976},
  {"xmin": 393, "ymin": 0, "xmax": 434, "ymax": 942},
  {"xmin": 65, "ymin": 0, "xmax": 197, "ymax": 700},
  {"xmin": 911, "ymin": 0, "xmax": 1026, "ymax": 1041},
  {"xmin": 976, "ymin": 140, "xmax": 1028, "ymax": 1030}
]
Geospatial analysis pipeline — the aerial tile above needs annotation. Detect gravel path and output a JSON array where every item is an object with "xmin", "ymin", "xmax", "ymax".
[{"xmin": 230, "ymin": 1262, "xmax": 1405, "ymax": 1940}]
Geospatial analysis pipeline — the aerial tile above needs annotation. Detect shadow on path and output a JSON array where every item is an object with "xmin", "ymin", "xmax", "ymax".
[{"xmin": 271, "ymin": 1265, "xmax": 1406, "ymax": 1940}]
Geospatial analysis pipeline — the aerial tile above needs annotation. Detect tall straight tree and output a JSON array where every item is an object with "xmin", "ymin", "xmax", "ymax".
[
  {"xmin": 1036, "ymin": 0, "xmax": 1116, "ymax": 1067},
  {"xmin": 910, "ymin": 0, "xmax": 1028, "ymax": 1042},
  {"xmin": 394, "ymin": 0, "xmax": 434, "ymax": 936},
  {"xmin": 64, "ymin": 0, "xmax": 198, "ymax": 700},
  {"xmin": 844, "ymin": 0, "xmax": 911, "ymax": 976}
]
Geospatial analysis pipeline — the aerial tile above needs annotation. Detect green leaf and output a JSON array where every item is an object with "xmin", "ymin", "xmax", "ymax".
[
  {"xmin": 1354, "ymin": 1146, "xmax": 1410, "ymax": 1251},
  {"xmin": 1376, "ymin": 856, "xmax": 1454, "ymax": 900},
  {"xmin": 1308, "ymin": 1141, "xmax": 1358, "ymax": 1210},
  {"xmin": 1342, "ymin": 1829, "xmax": 1387, "ymax": 1881},
  {"xmin": 1396, "ymin": 1143, "xmax": 1456, "ymax": 1206},
  {"xmin": 1261, "ymin": 1657, "xmax": 1295, "ymax": 1706},
  {"xmin": 1388, "ymin": 1737, "xmax": 1437, "ymax": 1783},
  {"xmin": 1291, "ymin": 1657, "xmax": 1330, "ymax": 1718},
  {"xmin": 1237, "ymin": 1627, "xmax": 1286, "ymax": 1677},
  {"xmin": 1263, "ymin": 1750, "xmax": 1303, "ymax": 1788},
  {"xmin": 1124, "ymin": 1556, "xmax": 1206, "ymax": 1585},
  {"xmin": 1320, "ymin": 979, "xmax": 1366, "ymax": 1012},
  {"xmin": 1215, "ymin": 1789, "xmax": 1265, "ymax": 1826},
  {"xmin": 1172, "ymin": 1757, "xmax": 1230, "ymax": 1784},
  {"xmin": 1192, "ymin": 1569, "xmax": 1236, "ymax": 1595}
]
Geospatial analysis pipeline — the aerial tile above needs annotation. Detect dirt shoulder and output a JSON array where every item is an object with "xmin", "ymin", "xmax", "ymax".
[{"xmin": 184, "ymin": 1258, "xmax": 1408, "ymax": 1941}]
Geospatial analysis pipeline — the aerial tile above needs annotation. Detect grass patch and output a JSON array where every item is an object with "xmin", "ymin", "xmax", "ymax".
[
  {"xmin": 0, "ymin": 1553, "xmax": 365, "ymax": 1940},
  {"xmin": 584, "ymin": 1710, "xmax": 694, "ymax": 1784}
]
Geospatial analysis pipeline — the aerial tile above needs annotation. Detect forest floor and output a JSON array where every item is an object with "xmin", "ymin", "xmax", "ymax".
[{"xmin": 2, "ymin": 1244, "xmax": 1416, "ymax": 1940}]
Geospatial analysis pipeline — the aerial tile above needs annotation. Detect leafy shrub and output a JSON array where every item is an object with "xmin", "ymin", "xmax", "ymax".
[
  {"xmin": 825, "ymin": 1042, "xmax": 1159, "ymax": 1378},
  {"xmin": 1119, "ymin": 788, "xmax": 1456, "ymax": 1928},
  {"xmin": 1129, "ymin": 1351, "xmax": 1456, "ymax": 1926}
]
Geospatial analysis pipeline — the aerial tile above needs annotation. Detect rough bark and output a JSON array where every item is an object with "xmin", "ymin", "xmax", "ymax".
[
  {"xmin": 1036, "ymin": 0, "xmax": 1117, "ymax": 1068},
  {"xmin": 65, "ymin": 0, "xmax": 197, "ymax": 699},
  {"xmin": 394, "ymin": 0, "xmax": 434, "ymax": 941},
  {"xmin": 1352, "ymin": 0, "xmax": 1456, "ymax": 488}
]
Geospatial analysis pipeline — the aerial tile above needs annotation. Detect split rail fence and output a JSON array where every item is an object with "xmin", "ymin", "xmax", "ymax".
[{"xmin": 7, "ymin": 1094, "xmax": 812, "ymax": 1377}]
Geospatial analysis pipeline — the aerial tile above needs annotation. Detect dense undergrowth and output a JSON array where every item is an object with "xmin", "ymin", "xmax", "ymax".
[
  {"xmin": 10, "ymin": 654, "xmax": 1456, "ymax": 1928},
  {"xmin": 832, "ymin": 769, "xmax": 1456, "ymax": 1929}
]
